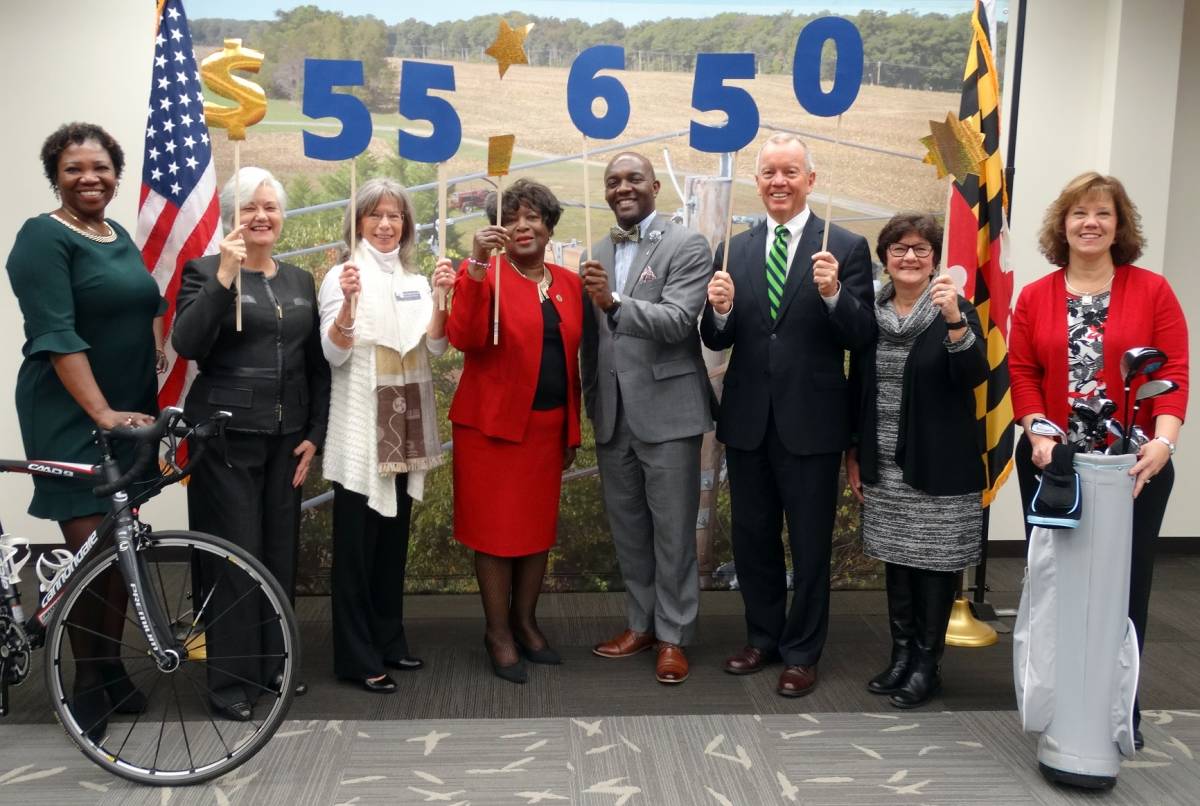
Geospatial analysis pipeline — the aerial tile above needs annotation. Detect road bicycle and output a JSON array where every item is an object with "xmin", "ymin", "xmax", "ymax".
[{"xmin": 0, "ymin": 407, "xmax": 300, "ymax": 785}]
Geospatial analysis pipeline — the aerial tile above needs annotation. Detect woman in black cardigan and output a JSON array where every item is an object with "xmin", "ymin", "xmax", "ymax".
[
  {"xmin": 846, "ymin": 213, "xmax": 989, "ymax": 709},
  {"xmin": 172, "ymin": 167, "xmax": 330, "ymax": 719}
]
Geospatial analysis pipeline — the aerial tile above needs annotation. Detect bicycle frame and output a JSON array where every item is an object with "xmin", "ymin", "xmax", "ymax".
[{"xmin": 0, "ymin": 446, "xmax": 181, "ymax": 676}]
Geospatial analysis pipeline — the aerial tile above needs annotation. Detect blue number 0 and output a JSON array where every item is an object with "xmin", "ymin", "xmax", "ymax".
[
  {"xmin": 398, "ymin": 61, "xmax": 462, "ymax": 163},
  {"xmin": 566, "ymin": 45, "xmax": 630, "ymax": 140},
  {"xmin": 793, "ymin": 17, "xmax": 864, "ymax": 117},
  {"xmin": 690, "ymin": 53, "xmax": 758, "ymax": 153},
  {"xmin": 302, "ymin": 59, "xmax": 372, "ymax": 161}
]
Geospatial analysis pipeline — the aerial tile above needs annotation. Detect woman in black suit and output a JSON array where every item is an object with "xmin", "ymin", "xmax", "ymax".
[
  {"xmin": 846, "ymin": 212, "xmax": 989, "ymax": 709},
  {"xmin": 172, "ymin": 167, "xmax": 329, "ymax": 719}
]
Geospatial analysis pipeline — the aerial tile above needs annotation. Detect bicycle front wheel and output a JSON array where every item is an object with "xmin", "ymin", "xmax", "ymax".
[{"xmin": 43, "ymin": 529, "xmax": 300, "ymax": 786}]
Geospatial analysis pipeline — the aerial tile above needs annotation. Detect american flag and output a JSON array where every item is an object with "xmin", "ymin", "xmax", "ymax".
[{"xmin": 137, "ymin": 0, "xmax": 221, "ymax": 412}]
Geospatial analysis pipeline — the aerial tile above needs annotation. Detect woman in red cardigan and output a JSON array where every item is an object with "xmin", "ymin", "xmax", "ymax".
[
  {"xmin": 1010, "ymin": 171, "xmax": 1188, "ymax": 748},
  {"xmin": 442, "ymin": 179, "xmax": 582, "ymax": 684}
]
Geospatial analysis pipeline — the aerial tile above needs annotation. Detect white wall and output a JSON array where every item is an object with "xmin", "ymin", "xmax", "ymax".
[
  {"xmin": 992, "ymin": 0, "xmax": 1197, "ymax": 540},
  {"xmin": 0, "ymin": 1, "xmax": 186, "ymax": 544}
]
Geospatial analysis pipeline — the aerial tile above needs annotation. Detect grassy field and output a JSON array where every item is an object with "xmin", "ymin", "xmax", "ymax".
[{"xmin": 209, "ymin": 59, "xmax": 958, "ymax": 250}]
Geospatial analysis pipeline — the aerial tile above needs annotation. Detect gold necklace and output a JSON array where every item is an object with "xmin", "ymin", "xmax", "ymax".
[
  {"xmin": 51, "ymin": 209, "xmax": 116, "ymax": 243},
  {"xmin": 512, "ymin": 262, "xmax": 552, "ymax": 302}
]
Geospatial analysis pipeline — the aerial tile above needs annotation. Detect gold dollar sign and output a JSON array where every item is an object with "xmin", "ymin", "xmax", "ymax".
[{"xmin": 201, "ymin": 39, "xmax": 267, "ymax": 141}]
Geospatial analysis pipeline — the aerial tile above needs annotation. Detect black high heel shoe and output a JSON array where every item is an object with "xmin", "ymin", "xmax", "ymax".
[
  {"xmin": 98, "ymin": 661, "xmax": 148, "ymax": 714},
  {"xmin": 484, "ymin": 637, "xmax": 527, "ymax": 684},
  {"xmin": 71, "ymin": 683, "xmax": 110, "ymax": 743},
  {"xmin": 515, "ymin": 640, "xmax": 562, "ymax": 666}
]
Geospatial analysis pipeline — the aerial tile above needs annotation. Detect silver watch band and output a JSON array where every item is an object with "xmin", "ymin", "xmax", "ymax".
[{"xmin": 1154, "ymin": 435, "xmax": 1176, "ymax": 455}]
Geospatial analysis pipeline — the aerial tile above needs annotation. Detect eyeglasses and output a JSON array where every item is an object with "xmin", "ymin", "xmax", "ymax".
[{"xmin": 887, "ymin": 243, "xmax": 933, "ymax": 259}]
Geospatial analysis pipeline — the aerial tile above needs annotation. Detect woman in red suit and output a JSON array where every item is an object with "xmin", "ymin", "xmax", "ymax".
[
  {"xmin": 1010, "ymin": 171, "xmax": 1188, "ymax": 748},
  {"xmin": 442, "ymin": 179, "xmax": 582, "ymax": 684}
]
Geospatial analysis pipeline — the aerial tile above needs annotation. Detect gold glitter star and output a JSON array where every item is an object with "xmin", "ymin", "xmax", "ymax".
[
  {"xmin": 487, "ymin": 135, "xmax": 516, "ymax": 176},
  {"xmin": 920, "ymin": 112, "xmax": 988, "ymax": 180},
  {"xmin": 484, "ymin": 19, "xmax": 534, "ymax": 79}
]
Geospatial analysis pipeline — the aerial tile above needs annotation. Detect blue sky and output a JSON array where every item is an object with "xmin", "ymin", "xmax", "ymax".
[{"xmin": 188, "ymin": 0, "xmax": 992, "ymax": 26}]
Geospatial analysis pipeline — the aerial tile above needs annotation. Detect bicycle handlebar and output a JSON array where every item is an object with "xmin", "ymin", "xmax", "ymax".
[{"xmin": 92, "ymin": 407, "xmax": 231, "ymax": 498}]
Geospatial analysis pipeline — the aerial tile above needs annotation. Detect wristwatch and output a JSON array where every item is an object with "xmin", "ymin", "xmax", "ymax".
[
  {"xmin": 1154, "ymin": 435, "xmax": 1177, "ymax": 455},
  {"xmin": 610, "ymin": 292, "xmax": 621, "ymax": 308},
  {"xmin": 945, "ymin": 317, "xmax": 968, "ymax": 330}
]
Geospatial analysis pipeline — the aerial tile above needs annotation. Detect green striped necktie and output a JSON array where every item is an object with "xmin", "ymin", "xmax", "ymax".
[{"xmin": 766, "ymin": 224, "xmax": 789, "ymax": 320}]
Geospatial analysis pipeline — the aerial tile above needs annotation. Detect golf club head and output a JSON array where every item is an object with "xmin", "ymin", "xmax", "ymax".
[
  {"xmin": 1120, "ymin": 347, "xmax": 1167, "ymax": 383},
  {"xmin": 1135, "ymin": 378, "xmax": 1179, "ymax": 401},
  {"xmin": 1131, "ymin": 425, "xmax": 1148, "ymax": 447},
  {"xmin": 1029, "ymin": 417, "xmax": 1068, "ymax": 441},
  {"xmin": 1096, "ymin": 398, "xmax": 1117, "ymax": 419},
  {"xmin": 1071, "ymin": 397, "xmax": 1105, "ymax": 422},
  {"xmin": 1106, "ymin": 419, "xmax": 1125, "ymax": 441}
]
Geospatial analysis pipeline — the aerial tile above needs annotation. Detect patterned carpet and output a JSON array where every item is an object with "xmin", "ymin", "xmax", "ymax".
[{"xmin": 3, "ymin": 556, "xmax": 1200, "ymax": 803}]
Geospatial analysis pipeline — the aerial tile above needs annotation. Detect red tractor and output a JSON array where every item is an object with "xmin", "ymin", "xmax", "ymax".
[{"xmin": 449, "ymin": 189, "xmax": 489, "ymax": 213}]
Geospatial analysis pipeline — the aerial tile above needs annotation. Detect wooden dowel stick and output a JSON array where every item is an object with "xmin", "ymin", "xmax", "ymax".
[
  {"xmin": 349, "ymin": 160, "xmax": 358, "ymax": 319},
  {"xmin": 820, "ymin": 113, "xmax": 843, "ymax": 253},
  {"xmin": 722, "ymin": 151, "xmax": 739, "ymax": 274},
  {"xmin": 234, "ymin": 143, "xmax": 242, "ymax": 332},
  {"xmin": 493, "ymin": 177, "xmax": 503, "ymax": 345},
  {"xmin": 582, "ymin": 135, "xmax": 592, "ymax": 249},
  {"xmin": 437, "ymin": 162, "xmax": 448, "ymax": 310}
]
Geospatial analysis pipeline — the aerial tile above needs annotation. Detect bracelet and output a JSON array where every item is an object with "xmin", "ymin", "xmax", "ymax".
[
  {"xmin": 334, "ymin": 321, "xmax": 356, "ymax": 337},
  {"xmin": 467, "ymin": 257, "xmax": 489, "ymax": 269}
]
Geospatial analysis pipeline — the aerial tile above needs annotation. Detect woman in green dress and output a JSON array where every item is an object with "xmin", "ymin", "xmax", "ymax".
[{"xmin": 5, "ymin": 122, "xmax": 166, "ymax": 738}]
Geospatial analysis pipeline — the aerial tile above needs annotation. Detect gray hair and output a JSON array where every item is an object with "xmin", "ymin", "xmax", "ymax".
[
  {"xmin": 343, "ymin": 177, "xmax": 416, "ymax": 264},
  {"xmin": 755, "ymin": 132, "xmax": 816, "ymax": 174},
  {"xmin": 219, "ymin": 167, "xmax": 287, "ymax": 233}
]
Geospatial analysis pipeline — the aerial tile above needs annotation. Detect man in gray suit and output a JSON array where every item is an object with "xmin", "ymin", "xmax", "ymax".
[{"xmin": 581, "ymin": 151, "xmax": 715, "ymax": 685}]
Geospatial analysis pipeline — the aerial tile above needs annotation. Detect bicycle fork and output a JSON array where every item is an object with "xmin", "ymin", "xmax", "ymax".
[{"xmin": 111, "ymin": 495, "xmax": 181, "ymax": 672}]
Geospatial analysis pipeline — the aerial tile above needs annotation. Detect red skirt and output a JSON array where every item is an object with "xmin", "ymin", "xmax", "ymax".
[{"xmin": 452, "ymin": 407, "xmax": 566, "ymax": 557}]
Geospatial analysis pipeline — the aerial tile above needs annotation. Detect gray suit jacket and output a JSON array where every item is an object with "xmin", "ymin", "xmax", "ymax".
[{"xmin": 581, "ymin": 213, "xmax": 716, "ymax": 445}]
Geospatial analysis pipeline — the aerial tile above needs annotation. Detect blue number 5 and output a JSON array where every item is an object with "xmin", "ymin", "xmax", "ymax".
[
  {"xmin": 302, "ymin": 59, "xmax": 372, "ymax": 161},
  {"xmin": 399, "ymin": 61, "xmax": 462, "ymax": 163},
  {"xmin": 690, "ymin": 53, "xmax": 759, "ymax": 153}
]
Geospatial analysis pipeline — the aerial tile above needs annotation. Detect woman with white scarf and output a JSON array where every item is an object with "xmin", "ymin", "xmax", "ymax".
[{"xmin": 319, "ymin": 178, "xmax": 455, "ymax": 693}]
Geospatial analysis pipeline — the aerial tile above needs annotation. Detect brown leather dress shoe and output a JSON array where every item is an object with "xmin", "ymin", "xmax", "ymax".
[
  {"xmin": 777, "ymin": 664, "xmax": 818, "ymax": 697},
  {"xmin": 593, "ymin": 629, "xmax": 656, "ymax": 658},
  {"xmin": 655, "ymin": 643, "xmax": 689, "ymax": 684},
  {"xmin": 724, "ymin": 645, "xmax": 780, "ymax": 675}
]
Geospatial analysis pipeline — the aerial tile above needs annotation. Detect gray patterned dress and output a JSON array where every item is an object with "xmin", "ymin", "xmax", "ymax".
[{"xmin": 861, "ymin": 288, "xmax": 984, "ymax": 572}]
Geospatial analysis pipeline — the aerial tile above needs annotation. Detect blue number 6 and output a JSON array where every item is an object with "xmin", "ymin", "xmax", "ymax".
[
  {"xmin": 302, "ymin": 59, "xmax": 372, "ymax": 161},
  {"xmin": 398, "ymin": 61, "xmax": 462, "ymax": 163},
  {"xmin": 566, "ymin": 45, "xmax": 630, "ymax": 140},
  {"xmin": 793, "ymin": 17, "xmax": 864, "ymax": 117},
  {"xmin": 690, "ymin": 53, "xmax": 758, "ymax": 153}
]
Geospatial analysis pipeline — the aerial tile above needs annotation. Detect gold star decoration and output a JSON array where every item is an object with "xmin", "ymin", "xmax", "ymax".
[
  {"xmin": 920, "ymin": 112, "xmax": 988, "ymax": 181},
  {"xmin": 484, "ymin": 19, "xmax": 534, "ymax": 79},
  {"xmin": 487, "ymin": 135, "xmax": 516, "ymax": 176}
]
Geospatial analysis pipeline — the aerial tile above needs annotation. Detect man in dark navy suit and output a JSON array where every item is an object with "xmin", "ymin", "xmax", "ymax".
[{"xmin": 700, "ymin": 133, "xmax": 876, "ymax": 697}]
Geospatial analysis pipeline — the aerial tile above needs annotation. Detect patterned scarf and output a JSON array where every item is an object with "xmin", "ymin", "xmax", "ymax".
[{"xmin": 875, "ymin": 280, "xmax": 939, "ymax": 343}]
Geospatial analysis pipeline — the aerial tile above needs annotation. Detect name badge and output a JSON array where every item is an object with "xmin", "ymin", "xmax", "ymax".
[{"xmin": 395, "ymin": 290, "xmax": 422, "ymax": 302}]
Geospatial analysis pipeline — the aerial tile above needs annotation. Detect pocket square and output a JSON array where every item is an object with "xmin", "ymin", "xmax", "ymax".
[{"xmin": 637, "ymin": 266, "xmax": 657, "ymax": 284}]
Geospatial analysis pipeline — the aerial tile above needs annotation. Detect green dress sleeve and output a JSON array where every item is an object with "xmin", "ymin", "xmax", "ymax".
[{"xmin": 5, "ymin": 217, "xmax": 91, "ymax": 357}]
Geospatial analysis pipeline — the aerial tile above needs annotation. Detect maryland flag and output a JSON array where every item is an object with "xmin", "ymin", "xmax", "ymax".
[{"xmin": 944, "ymin": 0, "xmax": 1014, "ymax": 507}]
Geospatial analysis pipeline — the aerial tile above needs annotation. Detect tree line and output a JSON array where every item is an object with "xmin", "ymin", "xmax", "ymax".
[{"xmin": 192, "ymin": 6, "xmax": 1006, "ymax": 109}]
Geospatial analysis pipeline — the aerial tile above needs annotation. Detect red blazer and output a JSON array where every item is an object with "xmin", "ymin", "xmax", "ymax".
[
  {"xmin": 1009, "ymin": 264, "xmax": 1189, "ymax": 436},
  {"xmin": 447, "ymin": 256, "xmax": 583, "ymax": 446}
]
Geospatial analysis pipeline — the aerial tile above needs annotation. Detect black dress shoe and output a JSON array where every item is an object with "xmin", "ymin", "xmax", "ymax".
[
  {"xmin": 272, "ymin": 670, "xmax": 308, "ymax": 697},
  {"xmin": 385, "ymin": 656, "xmax": 425, "ymax": 672},
  {"xmin": 99, "ymin": 661, "xmax": 148, "ymax": 714},
  {"xmin": 362, "ymin": 674, "xmax": 397, "ymax": 693},
  {"xmin": 210, "ymin": 687, "xmax": 252, "ymax": 721},
  {"xmin": 516, "ymin": 641, "xmax": 562, "ymax": 666}
]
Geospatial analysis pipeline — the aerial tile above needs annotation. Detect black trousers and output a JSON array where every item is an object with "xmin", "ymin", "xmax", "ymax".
[
  {"xmin": 188, "ymin": 429, "xmax": 303, "ymax": 698},
  {"xmin": 1016, "ymin": 433, "xmax": 1174, "ymax": 726},
  {"xmin": 331, "ymin": 478, "xmax": 413, "ymax": 679},
  {"xmin": 725, "ymin": 409, "xmax": 842, "ymax": 666}
]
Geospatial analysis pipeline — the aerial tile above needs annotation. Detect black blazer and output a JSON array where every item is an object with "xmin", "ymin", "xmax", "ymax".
[
  {"xmin": 700, "ymin": 214, "xmax": 875, "ymax": 455},
  {"xmin": 172, "ymin": 255, "xmax": 330, "ymax": 446},
  {"xmin": 853, "ymin": 296, "xmax": 989, "ymax": 496}
]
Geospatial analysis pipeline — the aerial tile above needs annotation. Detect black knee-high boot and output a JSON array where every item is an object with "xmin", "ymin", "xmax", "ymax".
[
  {"xmin": 868, "ymin": 563, "xmax": 916, "ymax": 694},
  {"xmin": 890, "ymin": 568, "xmax": 957, "ymax": 709}
]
